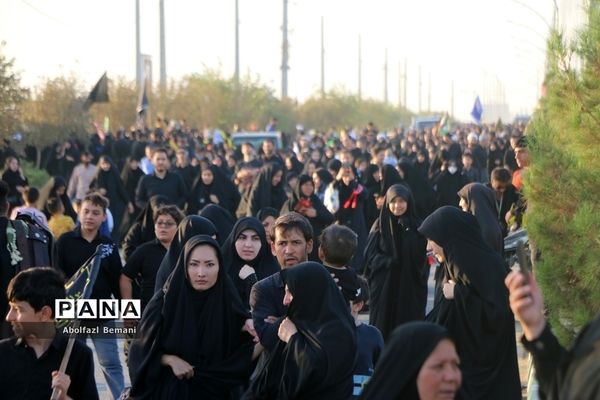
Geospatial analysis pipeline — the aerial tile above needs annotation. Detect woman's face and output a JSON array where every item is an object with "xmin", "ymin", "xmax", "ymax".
[
  {"xmin": 312, "ymin": 173, "xmax": 321, "ymax": 190},
  {"xmin": 427, "ymin": 239, "xmax": 445, "ymax": 263},
  {"xmin": 416, "ymin": 339, "xmax": 462, "ymax": 400},
  {"xmin": 9, "ymin": 158, "xmax": 18, "ymax": 171},
  {"xmin": 300, "ymin": 180, "xmax": 314, "ymax": 197},
  {"xmin": 154, "ymin": 214, "xmax": 178, "ymax": 244},
  {"xmin": 389, "ymin": 196, "xmax": 408, "ymax": 217},
  {"xmin": 201, "ymin": 169, "xmax": 214, "ymax": 185},
  {"xmin": 129, "ymin": 159, "xmax": 139, "ymax": 170},
  {"xmin": 235, "ymin": 229, "xmax": 262, "ymax": 261},
  {"xmin": 187, "ymin": 244, "xmax": 219, "ymax": 291},
  {"xmin": 341, "ymin": 167, "xmax": 354, "ymax": 184},
  {"xmin": 306, "ymin": 162, "xmax": 316, "ymax": 176},
  {"xmin": 458, "ymin": 197, "xmax": 469, "ymax": 212},
  {"xmin": 99, "ymin": 159, "xmax": 111, "ymax": 172},
  {"xmin": 272, "ymin": 170, "xmax": 283, "ymax": 186},
  {"xmin": 55, "ymin": 185, "xmax": 66, "ymax": 196}
]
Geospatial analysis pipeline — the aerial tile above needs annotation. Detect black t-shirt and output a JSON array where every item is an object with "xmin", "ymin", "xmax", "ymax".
[
  {"xmin": 52, "ymin": 228, "xmax": 122, "ymax": 300},
  {"xmin": 0, "ymin": 334, "xmax": 98, "ymax": 399},
  {"xmin": 324, "ymin": 265, "xmax": 360, "ymax": 303},
  {"xmin": 122, "ymin": 239, "xmax": 167, "ymax": 309}
]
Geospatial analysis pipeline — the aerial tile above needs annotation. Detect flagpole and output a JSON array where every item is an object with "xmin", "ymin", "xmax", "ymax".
[{"xmin": 50, "ymin": 246, "xmax": 105, "ymax": 400}]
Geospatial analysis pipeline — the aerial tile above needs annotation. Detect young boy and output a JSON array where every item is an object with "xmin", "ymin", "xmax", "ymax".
[
  {"xmin": 52, "ymin": 192, "xmax": 124, "ymax": 399},
  {"xmin": 47, "ymin": 197, "xmax": 75, "ymax": 239},
  {"xmin": 318, "ymin": 224, "xmax": 360, "ymax": 304},
  {"xmin": 0, "ymin": 267, "xmax": 98, "ymax": 399},
  {"xmin": 351, "ymin": 276, "xmax": 384, "ymax": 399}
]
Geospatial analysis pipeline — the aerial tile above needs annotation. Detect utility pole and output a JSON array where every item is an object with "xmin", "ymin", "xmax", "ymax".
[
  {"xmin": 159, "ymin": 0, "xmax": 166, "ymax": 95},
  {"xmin": 418, "ymin": 65, "xmax": 422, "ymax": 113},
  {"xmin": 281, "ymin": 0, "xmax": 289, "ymax": 99},
  {"xmin": 136, "ymin": 0, "xmax": 141, "ymax": 91},
  {"xmin": 403, "ymin": 58, "xmax": 407, "ymax": 111},
  {"xmin": 427, "ymin": 72, "xmax": 431, "ymax": 112},
  {"xmin": 398, "ymin": 62, "xmax": 402, "ymax": 108},
  {"xmin": 384, "ymin": 48, "xmax": 388, "ymax": 103},
  {"xmin": 235, "ymin": 0, "xmax": 240, "ymax": 87},
  {"xmin": 450, "ymin": 80, "xmax": 455, "ymax": 118},
  {"xmin": 358, "ymin": 35, "xmax": 362, "ymax": 100},
  {"xmin": 321, "ymin": 16, "xmax": 325, "ymax": 97}
]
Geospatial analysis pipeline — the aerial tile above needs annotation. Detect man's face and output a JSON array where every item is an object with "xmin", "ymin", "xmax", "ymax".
[
  {"xmin": 262, "ymin": 141, "xmax": 274, "ymax": 156},
  {"xmin": 152, "ymin": 151, "xmax": 168, "ymax": 172},
  {"xmin": 515, "ymin": 148, "xmax": 529, "ymax": 168},
  {"xmin": 79, "ymin": 201, "xmax": 106, "ymax": 232},
  {"xmin": 491, "ymin": 179, "xmax": 508, "ymax": 193},
  {"xmin": 6, "ymin": 300, "xmax": 50, "ymax": 338},
  {"xmin": 271, "ymin": 227, "xmax": 313, "ymax": 268}
]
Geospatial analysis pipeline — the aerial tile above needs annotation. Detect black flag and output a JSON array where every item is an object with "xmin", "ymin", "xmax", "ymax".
[
  {"xmin": 83, "ymin": 72, "xmax": 109, "ymax": 110},
  {"xmin": 136, "ymin": 79, "xmax": 149, "ymax": 129}
]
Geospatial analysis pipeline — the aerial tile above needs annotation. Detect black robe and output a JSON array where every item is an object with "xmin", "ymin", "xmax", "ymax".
[
  {"xmin": 187, "ymin": 165, "xmax": 240, "ymax": 217},
  {"xmin": 280, "ymin": 175, "xmax": 334, "ymax": 262},
  {"xmin": 37, "ymin": 176, "xmax": 77, "ymax": 222},
  {"xmin": 129, "ymin": 236, "xmax": 254, "ymax": 399},
  {"xmin": 364, "ymin": 184, "xmax": 428, "ymax": 341},
  {"xmin": 245, "ymin": 262, "xmax": 357, "ymax": 400},
  {"xmin": 397, "ymin": 160, "xmax": 435, "ymax": 220},
  {"xmin": 122, "ymin": 195, "xmax": 169, "ymax": 261},
  {"xmin": 418, "ymin": 206, "xmax": 521, "ymax": 400},
  {"xmin": 154, "ymin": 216, "xmax": 218, "ymax": 292},
  {"xmin": 333, "ymin": 179, "xmax": 368, "ymax": 272},
  {"xmin": 458, "ymin": 183, "xmax": 504, "ymax": 255},
  {"xmin": 199, "ymin": 204, "xmax": 236, "ymax": 246},
  {"xmin": 432, "ymin": 169, "xmax": 468, "ymax": 208},
  {"xmin": 361, "ymin": 164, "xmax": 381, "ymax": 230},
  {"xmin": 119, "ymin": 158, "xmax": 145, "ymax": 239},
  {"xmin": 237, "ymin": 163, "xmax": 287, "ymax": 218},
  {"xmin": 1, "ymin": 169, "xmax": 28, "ymax": 207},
  {"xmin": 90, "ymin": 159, "xmax": 130, "ymax": 242},
  {"xmin": 359, "ymin": 322, "xmax": 456, "ymax": 399},
  {"xmin": 221, "ymin": 217, "xmax": 280, "ymax": 307}
]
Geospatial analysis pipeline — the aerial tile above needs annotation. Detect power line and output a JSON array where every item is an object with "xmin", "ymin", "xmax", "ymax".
[{"xmin": 20, "ymin": 0, "xmax": 71, "ymax": 27}]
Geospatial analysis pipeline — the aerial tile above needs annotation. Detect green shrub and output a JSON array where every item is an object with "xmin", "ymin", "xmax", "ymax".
[{"xmin": 21, "ymin": 161, "xmax": 51, "ymax": 189}]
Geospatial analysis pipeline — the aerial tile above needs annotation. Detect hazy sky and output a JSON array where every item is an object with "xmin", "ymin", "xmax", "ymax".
[{"xmin": 1, "ymin": 0, "xmax": 560, "ymax": 122}]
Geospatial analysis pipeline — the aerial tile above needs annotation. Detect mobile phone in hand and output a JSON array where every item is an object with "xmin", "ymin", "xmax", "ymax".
[{"xmin": 516, "ymin": 240, "xmax": 531, "ymax": 283}]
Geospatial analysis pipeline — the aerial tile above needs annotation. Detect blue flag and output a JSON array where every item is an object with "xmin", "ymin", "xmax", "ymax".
[{"xmin": 471, "ymin": 96, "xmax": 483, "ymax": 124}]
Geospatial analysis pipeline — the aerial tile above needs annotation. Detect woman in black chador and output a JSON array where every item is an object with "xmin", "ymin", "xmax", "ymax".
[
  {"xmin": 199, "ymin": 204, "xmax": 236, "ymax": 246},
  {"xmin": 237, "ymin": 162, "xmax": 287, "ymax": 218},
  {"xmin": 418, "ymin": 206, "xmax": 521, "ymax": 400},
  {"xmin": 364, "ymin": 184, "xmax": 428, "ymax": 341},
  {"xmin": 359, "ymin": 322, "xmax": 462, "ymax": 400},
  {"xmin": 187, "ymin": 164, "xmax": 241, "ymax": 217},
  {"xmin": 280, "ymin": 174, "xmax": 334, "ymax": 261},
  {"xmin": 458, "ymin": 182, "xmax": 504, "ymax": 256},
  {"xmin": 245, "ymin": 262, "xmax": 357, "ymax": 400},
  {"xmin": 222, "ymin": 217, "xmax": 279, "ymax": 307},
  {"xmin": 129, "ymin": 235, "xmax": 254, "ymax": 399},
  {"xmin": 90, "ymin": 155, "xmax": 132, "ymax": 242},
  {"xmin": 154, "ymin": 215, "xmax": 218, "ymax": 292},
  {"xmin": 37, "ymin": 176, "xmax": 77, "ymax": 222},
  {"xmin": 123, "ymin": 195, "xmax": 169, "ymax": 260}
]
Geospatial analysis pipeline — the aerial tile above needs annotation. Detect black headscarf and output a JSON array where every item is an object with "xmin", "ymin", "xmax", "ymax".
[
  {"xmin": 222, "ymin": 217, "xmax": 280, "ymax": 305},
  {"xmin": 397, "ymin": 160, "xmax": 435, "ymax": 219},
  {"xmin": 359, "ymin": 322, "xmax": 455, "ymax": 400},
  {"xmin": 154, "ymin": 216, "xmax": 218, "ymax": 292},
  {"xmin": 130, "ymin": 235, "xmax": 253, "ymax": 399},
  {"xmin": 137, "ymin": 195, "xmax": 169, "ymax": 243},
  {"xmin": 315, "ymin": 167, "xmax": 334, "ymax": 187},
  {"xmin": 199, "ymin": 204, "xmax": 236, "ymax": 246},
  {"xmin": 379, "ymin": 165, "xmax": 403, "ymax": 197},
  {"xmin": 287, "ymin": 174, "xmax": 315, "ymax": 211},
  {"xmin": 457, "ymin": 183, "xmax": 504, "ymax": 255},
  {"xmin": 247, "ymin": 262, "xmax": 357, "ymax": 399},
  {"xmin": 418, "ymin": 206, "xmax": 521, "ymax": 399},
  {"xmin": 37, "ymin": 176, "xmax": 77, "ymax": 222},
  {"xmin": 188, "ymin": 164, "xmax": 241, "ymax": 216},
  {"xmin": 245, "ymin": 162, "xmax": 287, "ymax": 216},
  {"xmin": 285, "ymin": 155, "xmax": 304, "ymax": 175},
  {"xmin": 361, "ymin": 164, "xmax": 380, "ymax": 189},
  {"xmin": 363, "ymin": 184, "xmax": 428, "ymax": 339}
]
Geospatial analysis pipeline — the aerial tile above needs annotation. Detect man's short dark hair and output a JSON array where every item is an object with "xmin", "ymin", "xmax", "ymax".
[
  {"xmin": 82, "ymin": 192, "xmax": 109, "ymax": 213},
  {"xmin": 257, "ymin": 207, "xmax": 279, "ymax": 223},
  {"xmin": 7, "ymin": 267, "xmax": 66, "ymax": 316},
  {"xmin": 46, "ymin": 197, "xmax": 64, "ymax": 215},
  {"xmin": 154, "ymin": 205, "xmax": 185, "ymax": 225},
  {"xmin": 271, "ymin": 212, "xmax": 313, "ymax": 242},
  {"xmin": 491, "ymin": 167, "xmax": 512, "ymax": 183},
  {"xmin": 153, "ymin": 147, "xmax": 169, "ymax": 157},
  {"xmin": 23, "ymin": 187, "xmax": 40, "ymax": 204},
  {"xmin": 354, "ymin": 275, "xmax": 370, "ymax": 304},
  {"xmin": 319, "ymin": 224, "xmax": 357, "ymax": 266}
]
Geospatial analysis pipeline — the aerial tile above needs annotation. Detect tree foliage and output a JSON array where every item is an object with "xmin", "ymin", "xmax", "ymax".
[
  {"xmin": 0, "ymin": 43, "xmax": 29, "ymax": 137},
  {"xmin": 525, "ymin": 1, "xmax": 600, "ymax": 344}
]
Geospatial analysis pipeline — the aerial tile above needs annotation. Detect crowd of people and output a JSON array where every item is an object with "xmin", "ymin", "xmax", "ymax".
[{"xmin": 0, "ymin": 119, "xmax": 596, "ymax": 400}]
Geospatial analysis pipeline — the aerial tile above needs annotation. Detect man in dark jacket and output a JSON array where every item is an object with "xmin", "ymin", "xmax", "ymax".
[{"xmin": 135, "ymin": 147, "xmax": 187, "ymax": 209}]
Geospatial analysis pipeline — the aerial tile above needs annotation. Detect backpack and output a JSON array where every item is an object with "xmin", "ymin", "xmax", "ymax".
[{"xmin": 10, "ymin": 212, "xmax": 53, "ymax": 271}]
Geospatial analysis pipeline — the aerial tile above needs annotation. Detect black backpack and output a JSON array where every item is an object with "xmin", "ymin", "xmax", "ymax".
[{"xmin": 10, "ymin": 212, "xmax": 53, "ymax": 271}]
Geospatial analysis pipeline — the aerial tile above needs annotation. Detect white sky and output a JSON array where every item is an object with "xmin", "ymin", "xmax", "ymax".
[{"xmin": 1, "ymin": 0, "xmax": 559, "ymax": 122}]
